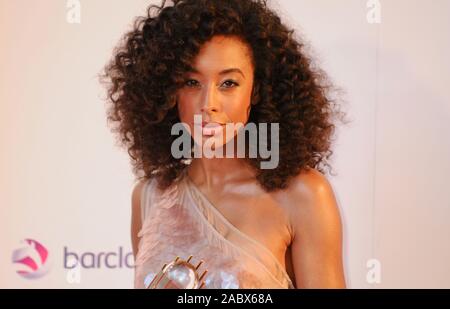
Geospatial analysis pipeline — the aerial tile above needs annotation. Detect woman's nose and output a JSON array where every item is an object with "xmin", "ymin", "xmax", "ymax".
[
  {"xmin": 200, "ymin": 85, "xmax": 220, "ymax": 114},
  {"xmin": 200, "ymin": 105, "xmax": 218, "ymax": 113}
]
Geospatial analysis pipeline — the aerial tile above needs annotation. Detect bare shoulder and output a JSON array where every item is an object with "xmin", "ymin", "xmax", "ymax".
[
  {"xmin": 284, "ymin": 168, "xmax": 341, "ymax": 237},
  {"xmin": 285, "ymin": 168, "xmax": 336, "ymax": 204}
]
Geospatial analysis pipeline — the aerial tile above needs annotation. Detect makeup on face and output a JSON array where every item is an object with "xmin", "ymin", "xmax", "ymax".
[{"xmin": 177, "ymin": 36, "xmax": 255, "ymax": 148}]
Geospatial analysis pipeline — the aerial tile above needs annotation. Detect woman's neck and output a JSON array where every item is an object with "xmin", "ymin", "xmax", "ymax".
[{"xmin": 187, "ymin": 156, "xmax": 254, "ymax": 191}]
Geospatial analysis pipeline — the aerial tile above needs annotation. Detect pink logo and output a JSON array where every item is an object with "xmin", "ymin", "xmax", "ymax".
[{"xmin": 12, "ymin": 239, "xmax": 51, "ymax": 279}]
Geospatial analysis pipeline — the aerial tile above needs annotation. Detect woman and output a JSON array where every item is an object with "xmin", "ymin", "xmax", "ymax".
[{"xmin": 103, "ymin": 0, "xmax": 346, "ymax": 288}]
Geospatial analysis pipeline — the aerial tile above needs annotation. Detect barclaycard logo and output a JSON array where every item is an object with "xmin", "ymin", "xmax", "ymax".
[
  {"xmin": 11, "ymin": 238, "xmax": 133, "ymax": 282},
  {"xmin": 63, "ymin": 246, "xmax": 134, "ymax": 269},
  {"xmin": 12, "ymin": 239, "xmax": 51, "ymax": 279}
]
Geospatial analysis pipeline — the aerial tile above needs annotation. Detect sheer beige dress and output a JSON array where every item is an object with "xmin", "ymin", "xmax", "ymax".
[{"xmin": 134, "ymin": 171, "xmax": 295, "ymax": 289}]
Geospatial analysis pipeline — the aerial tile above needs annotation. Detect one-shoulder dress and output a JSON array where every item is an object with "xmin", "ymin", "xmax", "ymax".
[{"xmin": 134, "ymin": 171, "xmax": 295, "ymax": 289}]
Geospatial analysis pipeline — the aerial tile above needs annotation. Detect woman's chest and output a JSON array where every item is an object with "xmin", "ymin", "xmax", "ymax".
[{"xmin": 203, "ymin": 189, "xmax": 293, "ymax": 269}]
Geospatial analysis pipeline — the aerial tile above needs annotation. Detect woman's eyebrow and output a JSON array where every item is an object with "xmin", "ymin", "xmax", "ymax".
[
  {"xmin": 188, "ymin": 67, "xmax": 245, "ymax": 79},
  {"xmin": 219, "ymin": 68, "xmax": 245, "ymax": 79}
]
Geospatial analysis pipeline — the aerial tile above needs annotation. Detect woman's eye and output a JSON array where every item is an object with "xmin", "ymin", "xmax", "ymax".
[
  {"xmin": 184, "ymin": 79, "xmax": 239, "ymax": 89},
  {"xmin": 221, "ymin": 80, "xmax": 239, "ymax": 89},
  {"xmin": 185, "ymin": 79, "xmax": 200, "ymax": 88}
]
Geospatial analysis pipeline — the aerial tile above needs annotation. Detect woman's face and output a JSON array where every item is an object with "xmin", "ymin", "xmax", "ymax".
[{"xmin": 176, "ymin": 35, "xmax": 255, "ymax": 150}]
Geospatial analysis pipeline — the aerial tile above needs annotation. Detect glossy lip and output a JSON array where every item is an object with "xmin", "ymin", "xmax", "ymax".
[
  {"xmin": 193, "ymin": 122, "xmax": 225, "ymax": 136},
  {"xmin": 201, "ymin": 121, "xmax": 225, "ymax": 128}
]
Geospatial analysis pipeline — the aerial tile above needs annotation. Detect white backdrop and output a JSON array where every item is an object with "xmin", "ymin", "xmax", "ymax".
[{"xmin": 1, "ymin": 0, "xmax": 449, "ymax": 288}]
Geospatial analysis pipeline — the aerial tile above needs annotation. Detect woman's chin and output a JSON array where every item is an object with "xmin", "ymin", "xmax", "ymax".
[
  {"xmin": 192, "ymin": 134, "xmax": 243, "ymax": 158},
  {"xmin": 193, "ymin": 136, "xmax": 226, "ymax": 150}
]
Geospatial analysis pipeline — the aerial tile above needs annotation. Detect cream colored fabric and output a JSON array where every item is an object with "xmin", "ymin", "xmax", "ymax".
[{"xmin": 134, "ymin": 171, "xmax": 294, "ymax": 289}]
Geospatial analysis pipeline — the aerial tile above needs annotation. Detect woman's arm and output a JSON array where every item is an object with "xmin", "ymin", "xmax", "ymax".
[
  {"xmin": 288, "ymin": 169, "xmax": 346, "ymax": 288},
  {"xmin": 131, "ymin": 180, "xmax": 146, "ymax": 259}
]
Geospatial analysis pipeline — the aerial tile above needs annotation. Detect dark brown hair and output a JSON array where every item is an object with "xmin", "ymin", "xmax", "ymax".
[{"xmin": 101, "ymin": 0, "xmax": 345, "ymax": 191}]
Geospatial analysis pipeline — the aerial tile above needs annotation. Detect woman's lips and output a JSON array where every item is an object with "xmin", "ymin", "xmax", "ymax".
[{"xmin": 195, "ymin": 122, "xmax": 225, "ymax": 136}]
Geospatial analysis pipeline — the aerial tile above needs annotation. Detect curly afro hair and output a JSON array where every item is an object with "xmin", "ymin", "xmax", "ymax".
[{"xmin": 101, "ymin": 0, "xmax": 345, "ymax": 192}]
